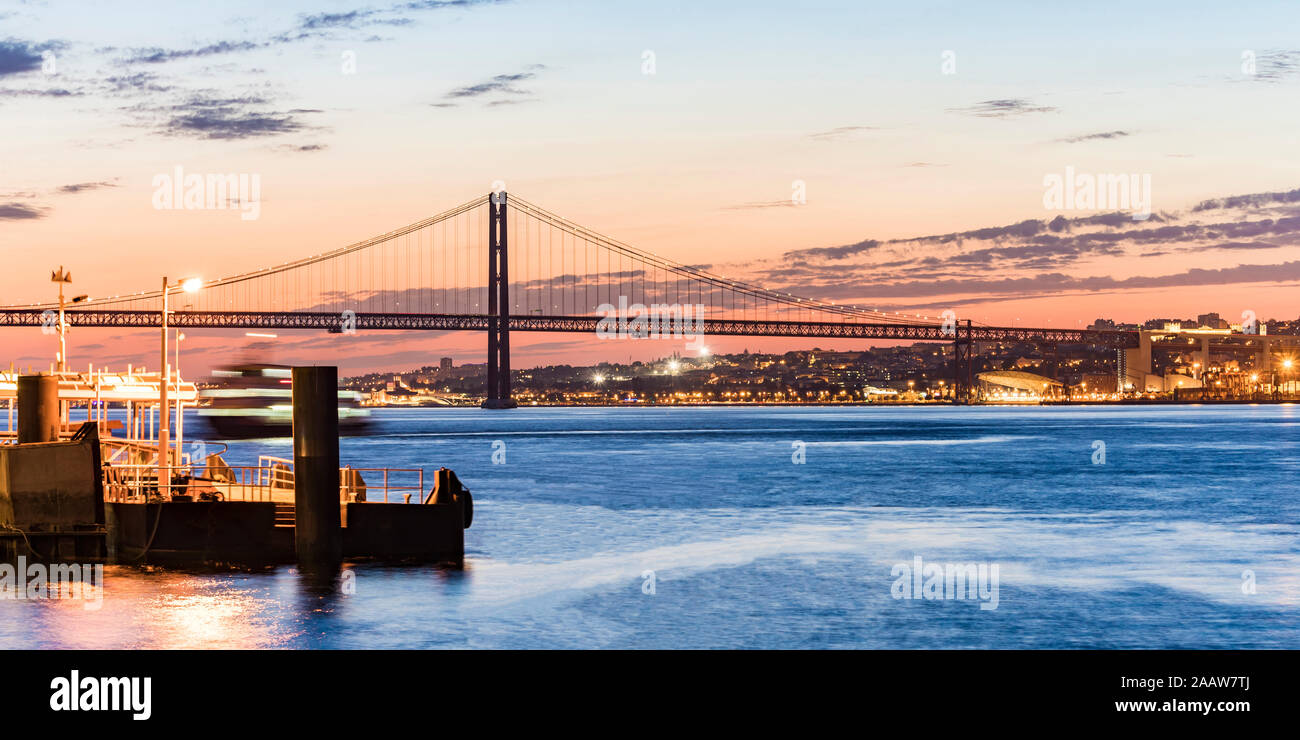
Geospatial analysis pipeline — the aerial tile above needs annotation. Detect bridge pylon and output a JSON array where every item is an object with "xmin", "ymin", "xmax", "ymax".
[
  {"xmin": 482, "ymin": 191, "xmax": 517, "ymax": 409},
  {"xmin": 952, "ymin": 319, "xmax": 975, "ymax": 404}
]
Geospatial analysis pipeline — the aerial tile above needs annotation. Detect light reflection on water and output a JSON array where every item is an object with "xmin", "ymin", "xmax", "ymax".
[{"xmin": 1, "ymin": 405, "xmax": 1298, "ymax": 648}]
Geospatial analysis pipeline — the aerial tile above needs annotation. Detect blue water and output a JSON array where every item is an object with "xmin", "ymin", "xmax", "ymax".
[{"xmin": 2, "ymin": 405, "xmax": 1298, "ymax": 648}]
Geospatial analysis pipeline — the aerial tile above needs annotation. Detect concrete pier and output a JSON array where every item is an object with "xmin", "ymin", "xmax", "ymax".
[
  {"xmin": 292, "ymin": 366, "xmax": 342, "ymax": 570},
  {"xmin": 16, "ymin": 374, "xmax": 59, "ymax": 443}
]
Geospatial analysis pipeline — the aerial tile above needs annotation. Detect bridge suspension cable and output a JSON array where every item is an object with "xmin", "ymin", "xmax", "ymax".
[{"xmin": 7, "ymin": 191, "xmax": 943, "ymax": 329}]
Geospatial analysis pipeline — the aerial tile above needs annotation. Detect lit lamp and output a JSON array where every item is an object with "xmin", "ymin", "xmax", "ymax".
[
  {"xmin": 50, "ymin": 267, "xmax": 72, "ymax": 372},
  {"xmin": 158, "ymin": 276, "xmax": 202, "ymax": 495}
]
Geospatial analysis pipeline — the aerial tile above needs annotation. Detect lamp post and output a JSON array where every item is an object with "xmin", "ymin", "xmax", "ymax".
[
  {"xmin": 158, "ymin": 276, "xmax": 201, "ymax": 494},
  {"xmin": 50, "ymin": 267, "xmax": 89, "ymax": 425},
  {"xmin": 51, "ymin": 266, "xmax": 71, "ymax": 372},
  {"xmin": 175, "ymin": 330, "xmax": 185, "ymax": 460}
]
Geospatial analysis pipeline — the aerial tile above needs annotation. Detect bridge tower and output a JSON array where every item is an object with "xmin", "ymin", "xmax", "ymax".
[
  {"xmin": 952, "ymin": 319, "xmax": 975, "ymax": 404},
  {"xmin": 483, "ymin": 191, "xmax": 518, "ymax": 409}
]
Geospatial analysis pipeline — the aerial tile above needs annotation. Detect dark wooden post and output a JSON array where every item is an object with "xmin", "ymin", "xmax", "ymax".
[{"xmin": 292, "ymin": 366, "xmax": 342, "ymax": 569}]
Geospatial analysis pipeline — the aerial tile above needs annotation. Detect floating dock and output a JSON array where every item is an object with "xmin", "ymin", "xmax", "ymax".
[{"xmin": 0, "ymin": 366, "xmax": 471, "ymax": 568}]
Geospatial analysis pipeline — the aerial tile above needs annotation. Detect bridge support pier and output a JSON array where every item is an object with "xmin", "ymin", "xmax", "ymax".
[
  {"xmin": 483, "ymin": 191, "xmax": 517, "ymax": 410},
  {"xmin": 952, "ymin": 320, "xmax": 975, "ymax": 404}
]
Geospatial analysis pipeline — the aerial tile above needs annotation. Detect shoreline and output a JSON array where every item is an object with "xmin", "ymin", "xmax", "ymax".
[{"xmin": 361, "ymin": 398, "xmax": 1300, "ymax": 409}]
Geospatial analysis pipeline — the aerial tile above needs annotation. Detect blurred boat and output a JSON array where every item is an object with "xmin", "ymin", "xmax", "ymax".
[{"xmin": 197, "ymin": 363, "xmax": 372, "ymax": 438}]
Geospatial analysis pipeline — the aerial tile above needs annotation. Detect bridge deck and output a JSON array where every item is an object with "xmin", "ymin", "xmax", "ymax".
[{"xmin": 0, "ymin": 309, "xmax": 1139, "ymax": 347}]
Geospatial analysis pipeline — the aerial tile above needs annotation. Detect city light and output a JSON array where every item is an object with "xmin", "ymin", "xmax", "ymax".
[{"xmin": 593, "ymin": 374, "xmax": 605, "ymax": 384}]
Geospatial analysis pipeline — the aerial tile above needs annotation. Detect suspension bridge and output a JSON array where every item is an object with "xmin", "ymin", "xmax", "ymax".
[{"xmin": 0, "ymin": 193, "xmax": 1137, "ymax": 406}]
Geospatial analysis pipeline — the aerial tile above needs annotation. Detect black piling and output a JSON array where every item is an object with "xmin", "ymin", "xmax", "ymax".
[
  {"xmin": 17, "ymin": 374, "xmax": 59, "ymax": 443},
  {"xmin": 292, "ymin": 366, "xmax": 342, "ymax": 574}
]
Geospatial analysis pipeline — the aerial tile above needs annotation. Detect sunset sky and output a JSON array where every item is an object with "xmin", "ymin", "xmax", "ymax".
[{"xmin": 2, "ymin": 0, "xmax": 1299, "ymax": 375}]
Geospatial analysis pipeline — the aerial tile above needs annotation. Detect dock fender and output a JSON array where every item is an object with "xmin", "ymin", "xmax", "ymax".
[{"xmin": 459, "ymin": 487, "xmax": 472, "ymax": 529}]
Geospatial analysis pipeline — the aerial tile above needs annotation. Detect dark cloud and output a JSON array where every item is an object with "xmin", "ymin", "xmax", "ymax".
[
  {"xmin": 296, "ymin": 9, "xmax": 413, "ymax": 31},
  {"xmin": 0, "ymin": 87, "xmax": 81, "ymax": 98},
  {"xmin": 1055, "ymin": 130, "xmax": 1130, "ymax": 144},
  {"xmin": 0, "ymin": 202, "xmax": 46, "ymax": 220},
  {"xmin": 57, "ymin": 181, "xmax": 117, "ymax": 194},
  {"xmin": 737, "ymin": 186, "xmax": 1300, "ymax": 306},
  {"xmin": 948, "ymin": 98, "xmax": 1058, "ymax": 118},
  {"xmin": 444, "ymin": 68, "xmax": 541, "ymax": 100},
  {"xmin": 125, "ymin": 40, "xmax": 265, "ymax": 65},
  {"xmin": 780, "ymin": 261, "xmax": 1300, "ymax": 303},
  {"xmin": 104, "ymin": 72, "xmax": 174, "ymax": 94},
  {"xmin": 157, "ymin": 94, "xmax": 317, "ymax": 139},
  {"xmin": 121, "ymin": 1, "xmax": 507, "ymax": 64},
  {"xmin": 1250, "ymin": 50, "xmax": 1300, "ymax": 82},
  {"xmin": 1192, "ymin": 188, "xmax": 1300, "ymax": 212},
  {"xmin": 0, "ymin": 39, "xmax": 59, "ymax": 77},
  {"xmin": 787, "ymin": 239, "xmax": 879, "ymax": 261}
]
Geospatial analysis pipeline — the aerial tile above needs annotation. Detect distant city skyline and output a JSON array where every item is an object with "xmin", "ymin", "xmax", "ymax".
[{"xmin": 2, "ymin": 0, "xmax": 1299, "ymax": 374}]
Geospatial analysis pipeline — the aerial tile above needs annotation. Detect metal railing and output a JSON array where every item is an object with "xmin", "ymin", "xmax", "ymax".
[
  {"xmin": 102, "ymin": 461, "xmax": 425, "ymax": 505},
  {"xmin": 341, "ymin": 467, "xmax": 425, "ymax": 504}
]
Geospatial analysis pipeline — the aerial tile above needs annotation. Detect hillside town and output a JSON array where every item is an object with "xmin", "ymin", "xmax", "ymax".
[{"xmin": 340, "ymin": 313, "xmax": 1300, "ymax": 405}]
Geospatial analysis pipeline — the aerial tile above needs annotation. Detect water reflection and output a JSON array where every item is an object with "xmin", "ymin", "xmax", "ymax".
[{"xmin": 3, "ymin": 406, "xmax": 1298, "ymax": 648}]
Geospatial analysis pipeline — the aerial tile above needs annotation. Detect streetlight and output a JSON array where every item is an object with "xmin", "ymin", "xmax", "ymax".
[
  {"xmin": 158, "ymin": 275, "xmax": 201, "ymax": 495},
  {"xmin": 50, "ymin": 267, "xmax": 71, "ymax": 372},
  {"xmin": 175, "ymin": 331, "xmax": 186, "ymax": 453},
  {"xmin": 49, "ymin": 267, "xmax": 89, "ymax": 374}
]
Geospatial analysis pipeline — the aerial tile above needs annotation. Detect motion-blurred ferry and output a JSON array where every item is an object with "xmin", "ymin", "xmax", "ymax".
[{"xmin": 197, "ymin": 363, "xmax": 372, "ymax": 438}]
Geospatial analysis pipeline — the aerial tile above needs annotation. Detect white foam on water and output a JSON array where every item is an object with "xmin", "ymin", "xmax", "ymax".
[
  {"xmin": 806, "ymin": 435, "xmax": 1029, "ymax": 447},
  {"xmin": 457, "ymin": 505, "xmax": 1300, "ymax": 613}
]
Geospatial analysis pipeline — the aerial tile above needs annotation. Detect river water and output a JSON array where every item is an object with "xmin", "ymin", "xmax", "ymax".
[{"xmin": 2, "ymin": 405, "xmax": 1297, "ymax": 648}]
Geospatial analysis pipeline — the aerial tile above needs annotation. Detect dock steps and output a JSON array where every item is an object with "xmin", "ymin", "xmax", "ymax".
[{"xmin": 274, "ymin": 503, "xmax": 295, "ymax": 528}]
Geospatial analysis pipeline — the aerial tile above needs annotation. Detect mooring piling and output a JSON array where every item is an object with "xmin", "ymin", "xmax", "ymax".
[
  {"xmin": 292, "ymin": 366, "xmax": 342, "ymax": 570},
  {"xmin": 17, "ymin": 374, "xmax": 59, "ymax": 443}
]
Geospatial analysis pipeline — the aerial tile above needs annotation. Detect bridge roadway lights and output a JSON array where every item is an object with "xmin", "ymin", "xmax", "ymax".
[
  {"xmin": 17, "ymin": 374, "xmax": 59, "ymax": 443},
  {"xmin": 292, "ymin": 366, "xmax": 342, "ymax": 582},
  {"xmin": 0, "ymin": 308, "xmax": 1142, "ymax": 348}
]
